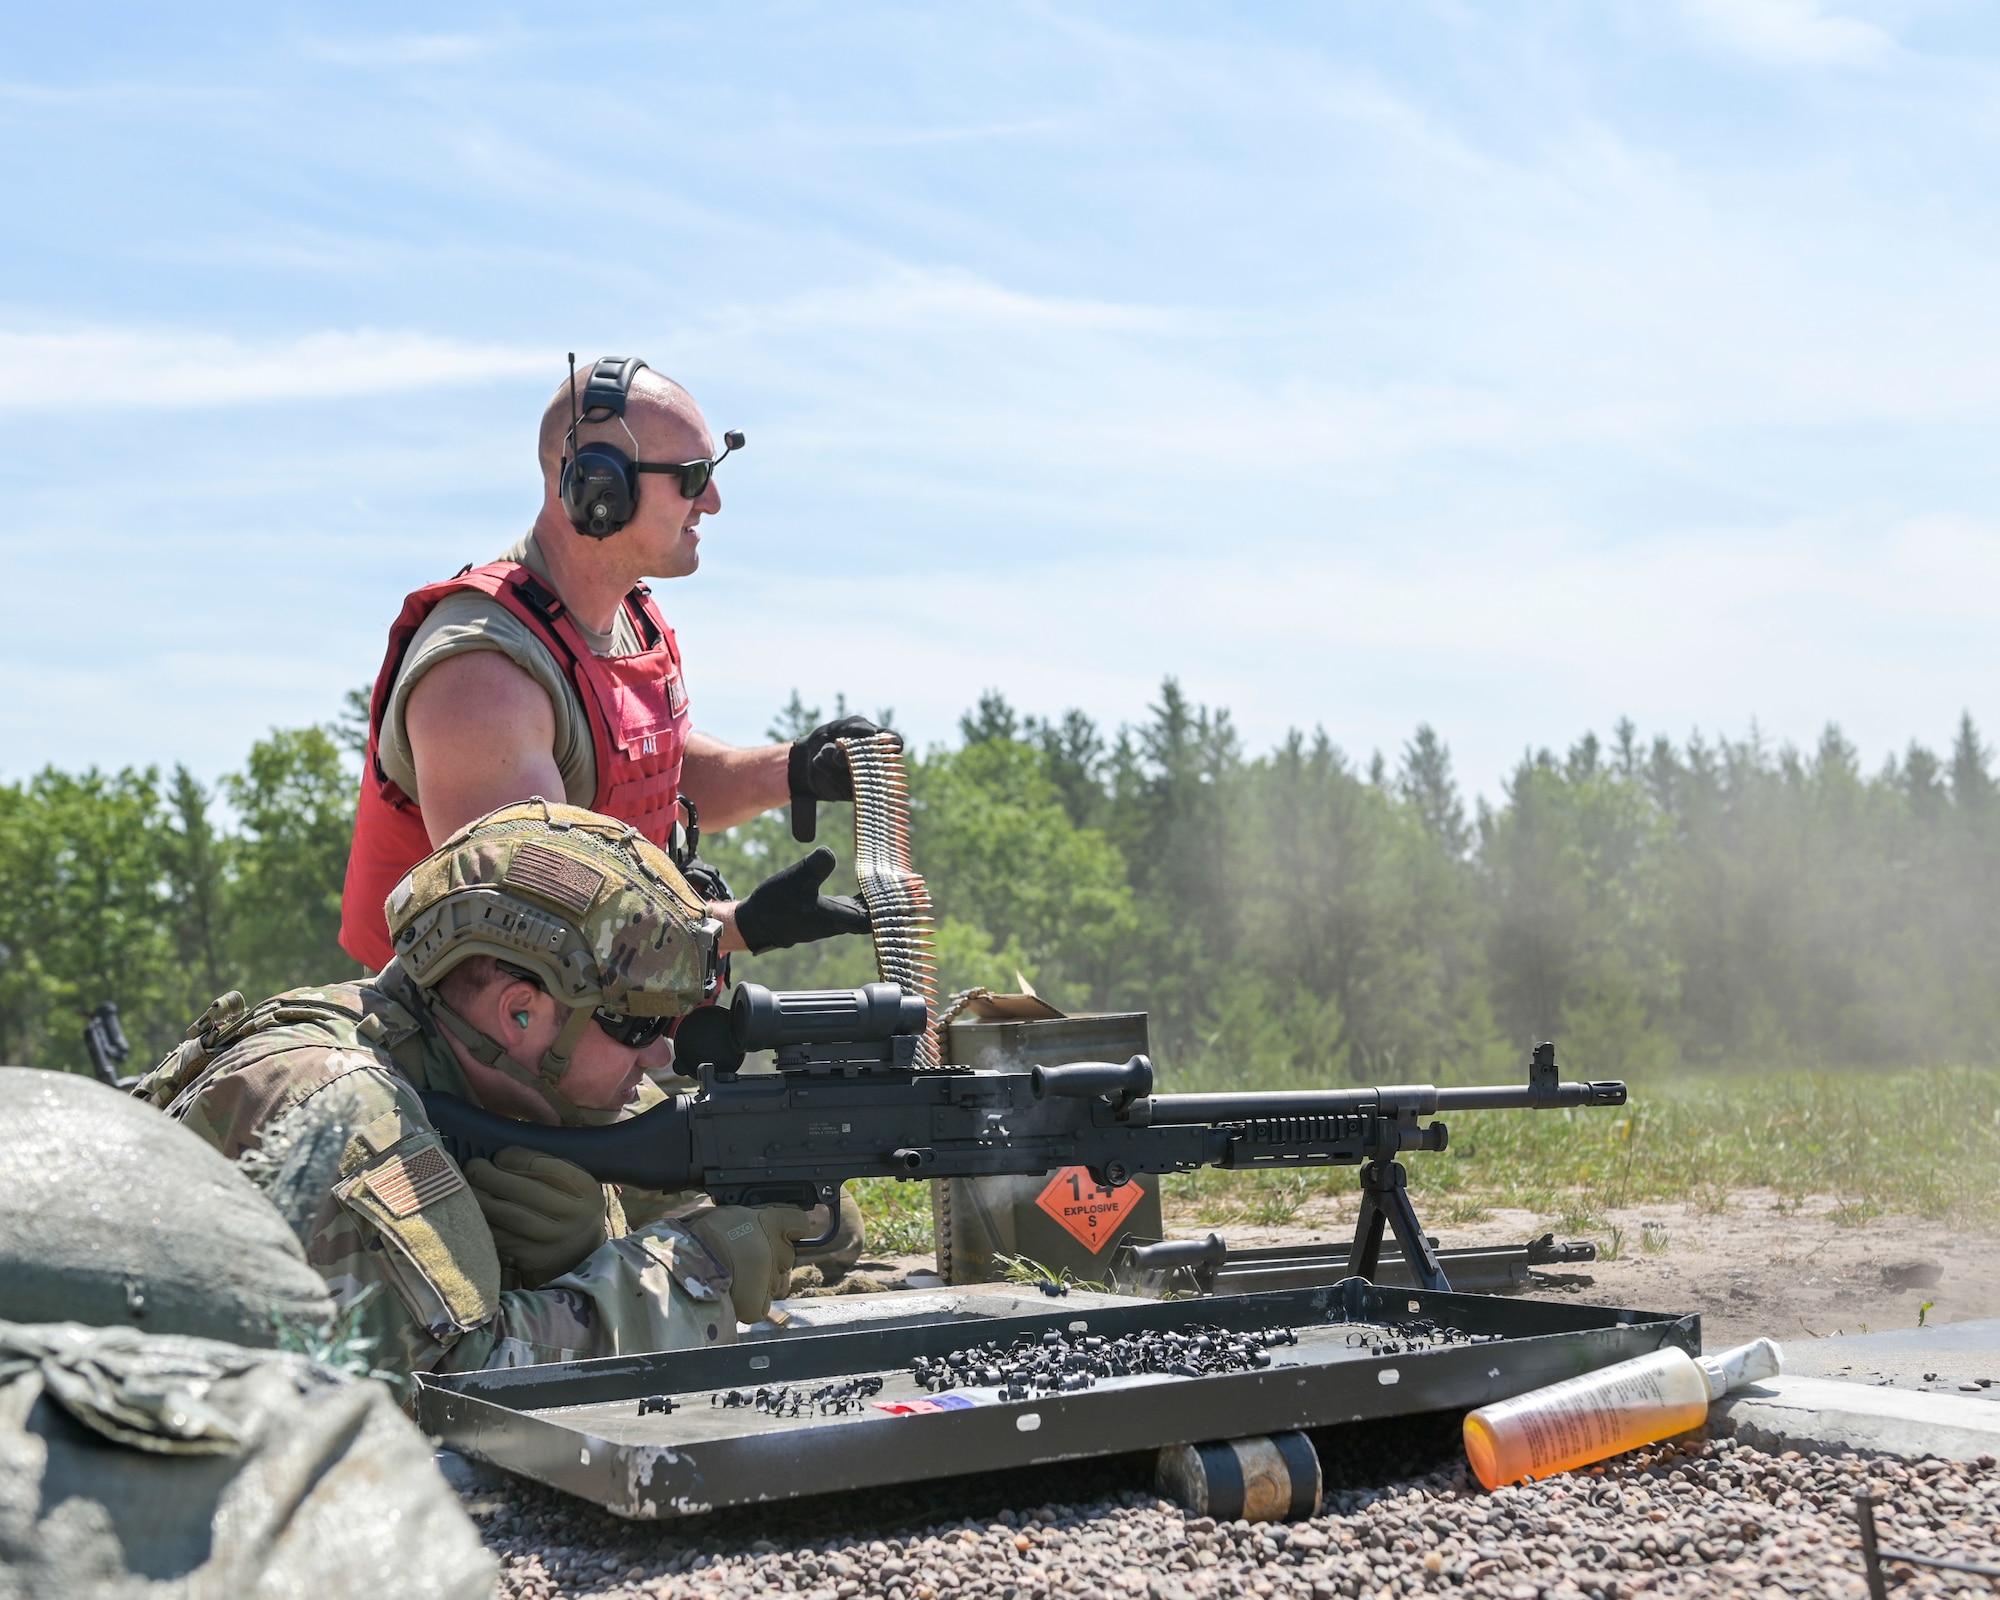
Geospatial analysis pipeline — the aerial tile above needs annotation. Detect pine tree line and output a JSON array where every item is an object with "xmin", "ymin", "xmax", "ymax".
[
  {"xmin": 720, "ymin": 685, "xmax": 2000, "ymax": 1086},
  {"xmin": 0, "ymin": 724, "xmax": 359, "ymax": 1075},
  {"xmin": 6, "ymin": 681, "xmax": 1996, "ymax": 1084}
]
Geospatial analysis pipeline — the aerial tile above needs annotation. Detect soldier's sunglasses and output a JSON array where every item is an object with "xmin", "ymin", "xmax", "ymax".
[
  {"xmin": 631, "ymin": 430, "xmax": 745, "ymax": 500},
  {"xmin": 593, "ymin": 1008, "xmax": 673, "ymax": 1050}
]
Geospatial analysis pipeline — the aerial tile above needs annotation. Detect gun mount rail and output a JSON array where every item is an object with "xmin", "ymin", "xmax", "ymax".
[{"xmin": 1109, "ymin": 1232, "xmax": 1601, "ymax": 1299}]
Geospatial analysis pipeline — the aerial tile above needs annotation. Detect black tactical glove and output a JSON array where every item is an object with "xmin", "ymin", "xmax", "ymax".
[
  {"xmin": 733, "ymin": 847, "xmax": 870, "ymax": 954},
  {"xmin": 789, "ymin": 715, "xmax": 902, "ymax": 841}
]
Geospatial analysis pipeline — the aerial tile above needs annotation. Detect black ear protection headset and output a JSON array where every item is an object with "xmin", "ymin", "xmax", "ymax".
[
  {"xmin": 559, "ymin": 355, "xmax": 648, "ymax": 538},
  {"xmin": 558, "ymin": 353, "xmax": 746, "ymax": 539}
]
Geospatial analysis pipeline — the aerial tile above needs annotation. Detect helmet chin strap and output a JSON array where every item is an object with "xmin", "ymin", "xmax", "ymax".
[{"xmin": 424, "ymin": 991, "xmax": 622, "ymax": 1128}]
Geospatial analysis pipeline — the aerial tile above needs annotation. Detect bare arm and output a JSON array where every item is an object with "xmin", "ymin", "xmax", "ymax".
[
  {"xmin": 407, "ymin": 667, "xmax": 796, "ymax": 953},
  {"xmin": 677, "ymin": 730, "xmax": 791, "ymax": 834},
  {"xmin": 406, "ymin": 650, "xmax": 566, "ymax": 845}
]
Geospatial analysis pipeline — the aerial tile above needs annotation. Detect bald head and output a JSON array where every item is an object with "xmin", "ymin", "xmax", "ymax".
[
  {"xmin": 536, "ymin": 359, "xmax": 706, "ymax": 486},
  {"xmin": 527, "ymin": 357, "xmax": 723, "ymax": 591}
]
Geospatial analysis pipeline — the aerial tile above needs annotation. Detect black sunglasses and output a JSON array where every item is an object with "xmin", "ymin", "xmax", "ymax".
[
  {"xmin": 630, "ymin": 430, "xmax": 746, "ymax": 500},
  {"xmin": 593, "ymin": 1008, "xmax": 673, "ymax": 1049}
]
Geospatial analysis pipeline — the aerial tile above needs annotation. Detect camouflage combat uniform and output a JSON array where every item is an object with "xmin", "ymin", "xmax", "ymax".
[{"xmin": 137, "ymin": 961, "xmax": 736, "ymax": 1381}]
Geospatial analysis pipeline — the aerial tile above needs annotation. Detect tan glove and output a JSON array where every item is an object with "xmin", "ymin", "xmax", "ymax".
[
  {"xmin": 792, "ymin": 1191, "xmax": 867, "ymax": 1280},
  {"xmin": 616, "ymin": 1184, "xmax": 702, "ymax": 1233},
  {"xmin": 687, "ymin": 1204, "xmax": 819, "ymax": 1324},
  {"xmin": 465, "ymin": 1147, "xmax": 608, "ymax": 1288}
]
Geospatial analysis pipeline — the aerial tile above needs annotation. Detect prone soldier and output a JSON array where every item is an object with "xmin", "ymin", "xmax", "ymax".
[{"xmin": 137, "ymin": 800, "xmax": 815, "ymax": 1381}]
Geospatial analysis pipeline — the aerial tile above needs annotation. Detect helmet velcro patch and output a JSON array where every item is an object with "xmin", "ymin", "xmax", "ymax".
[{"xmin": 507, "ymin": 842, "xmax": 608, "ymax": 915}]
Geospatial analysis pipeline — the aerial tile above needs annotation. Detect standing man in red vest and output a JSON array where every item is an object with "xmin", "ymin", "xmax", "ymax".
[{"xmin": 340, "ymin": 354, "xmax": 890, "ymax": 974}]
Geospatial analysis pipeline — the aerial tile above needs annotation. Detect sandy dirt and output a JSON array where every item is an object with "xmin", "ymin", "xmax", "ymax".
[
  {"xmin": 855, "ymin": 1188, "xmax": 2000, "ymax": 1351},
  {"xmin": 1156, "ymin": 1188, "xmax": 2000, "ymax": 1351}
]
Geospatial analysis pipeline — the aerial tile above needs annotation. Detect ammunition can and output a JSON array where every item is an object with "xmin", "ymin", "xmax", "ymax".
[{"xmin": 933, "ymin": 1012, "xmax": 1160, "ymax": 1285}]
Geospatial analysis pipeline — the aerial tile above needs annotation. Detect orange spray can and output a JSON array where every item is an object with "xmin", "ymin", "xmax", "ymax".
[{"xmin": 1463, "ymin": 1338, "xmax": 1782, "ymax": 1490}]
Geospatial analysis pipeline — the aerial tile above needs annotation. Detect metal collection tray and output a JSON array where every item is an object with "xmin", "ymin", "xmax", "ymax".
[{"xmin": 416, "ymin": 1279, "xmax": 1696, "ymax": 1520}]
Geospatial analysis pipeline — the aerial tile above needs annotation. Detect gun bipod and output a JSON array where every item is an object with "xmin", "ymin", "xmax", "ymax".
[{"xmin": 1349, "ymin": 1156, "xmax": 1452, "ymax": 1291}]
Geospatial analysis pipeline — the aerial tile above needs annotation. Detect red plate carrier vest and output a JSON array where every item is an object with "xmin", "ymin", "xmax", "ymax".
[{"xmin": 338, "ymin": 560, "xmax": 692, "ymax": 971}]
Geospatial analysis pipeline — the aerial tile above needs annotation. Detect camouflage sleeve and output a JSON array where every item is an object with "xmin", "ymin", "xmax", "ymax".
[
  {"xmin": 300, "ymin": 1128, "xmax": 741, "ymax": 1380},
  {"xmin": 175, "ymin": 1034, "xmax": 396, "ymax": 1161},
  {"xmin": 179, "ymin": 1039, "xmax": 741, "ymax": 1382},
  {"xmin": 437, "ymin": 1221, "xmax": 741, "ymax": 1372},
  {"xmin": 177, "ymin": 1046, "xmax": 506, "ymax": 1381}
]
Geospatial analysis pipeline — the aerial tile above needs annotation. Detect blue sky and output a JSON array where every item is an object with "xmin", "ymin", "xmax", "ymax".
[{"xmin": 4, "ymin": 1, "xmax": 1998, "ymax": 796}]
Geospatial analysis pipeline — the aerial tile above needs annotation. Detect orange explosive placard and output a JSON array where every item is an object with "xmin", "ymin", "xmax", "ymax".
[{"xmin": 1034, "ymin": 1167, "xmax": 1146, "ymax": 1252}]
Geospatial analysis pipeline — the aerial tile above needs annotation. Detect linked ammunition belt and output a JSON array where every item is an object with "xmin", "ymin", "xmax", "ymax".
[{"xmin": 839, "ymin": 732, "xmax": 940, "ymax": 1066}]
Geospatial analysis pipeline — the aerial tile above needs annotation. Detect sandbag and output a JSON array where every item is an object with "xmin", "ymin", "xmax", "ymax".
[
  {"xmin": 0, "ymin": 1320, "xmax": 495, "ymax": 1600},
  {"xmin": 0, "ymin": 1069, "xmax": 333, "ymax": 1347}
]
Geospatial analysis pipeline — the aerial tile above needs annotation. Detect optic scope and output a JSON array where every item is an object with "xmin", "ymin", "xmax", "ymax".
[{"xmin": 729, "ymin": 982, "xmax": 929, "ymax": 1071}]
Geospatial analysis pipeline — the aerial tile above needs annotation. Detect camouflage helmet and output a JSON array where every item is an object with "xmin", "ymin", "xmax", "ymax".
[
  {"xmin": 383, "ymin": 800, "xmax": 721, "ymax": 1122},
  {"xmin": 387, "ymin": 799, "xmax": 718, "ymax": 1015}
]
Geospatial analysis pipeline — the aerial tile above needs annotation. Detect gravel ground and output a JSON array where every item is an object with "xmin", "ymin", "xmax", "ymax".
[{"xmin": 460, "ymin": 1423, "xmax": 2000, "ymax": 1600}]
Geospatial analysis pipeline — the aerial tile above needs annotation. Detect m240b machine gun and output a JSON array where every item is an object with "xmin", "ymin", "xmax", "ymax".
[{"xmin": 421, "ymin": 983, "xmax": 1626, "ymax": 1293}]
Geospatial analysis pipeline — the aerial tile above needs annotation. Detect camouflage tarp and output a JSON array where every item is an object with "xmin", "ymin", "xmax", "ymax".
[{"xmin": 0, "ymin": 1320, "xmax": 494, "ymax": 1600}]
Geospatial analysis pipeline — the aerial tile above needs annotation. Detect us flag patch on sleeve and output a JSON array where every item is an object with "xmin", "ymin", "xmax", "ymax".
[{"xmin": 366, "ymin": 1142, "xmax": 466, "ymax": 1218}]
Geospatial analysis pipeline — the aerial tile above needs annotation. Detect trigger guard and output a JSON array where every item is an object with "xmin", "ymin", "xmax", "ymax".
[{"xmin": 798, "ymin": 1184, "xmax": 842, "ymax": 1250}]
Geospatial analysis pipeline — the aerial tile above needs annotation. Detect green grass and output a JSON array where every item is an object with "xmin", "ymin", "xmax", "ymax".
[
  {"xmin": 991, "ymin": 1254, "xmax": 1110, "ymax": 1293},
  {"xmin": 1161, "ymin": 1066, "xmax": 2000, "ymax": 1230},
  {"xmin": 847, "ymin": 1067, "xmax": 2000, "ymax": 1257},
  {"xmin": 848, "ymin": 1176, "xmax": 935, "ymax": 1256}
]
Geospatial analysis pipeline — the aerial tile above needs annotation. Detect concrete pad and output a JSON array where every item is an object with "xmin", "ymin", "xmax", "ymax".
[
  {"xmin": 1780, "ymin": 1317, "xmax": 2000, "ymax": 1395},
  {"xmin": 1712, "ymin": 1374, "xmax": 2000, "ymax": 1463}
]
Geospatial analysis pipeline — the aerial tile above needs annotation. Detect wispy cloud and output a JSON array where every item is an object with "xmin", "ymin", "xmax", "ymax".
[
  {"xmin": 297, "ymin": 32, "xmax": 508, "ymax": 68},
  {"xmin": 844, "ymin": 115, "xmax": 1078, "ymax": 148},
  {"xmin": 1680, "ymin": 0, "xmax": 1892, "ymax": 66},
  {"xmin": 0, "ymin": 1, "xmax": 1994, "ymax": 785},
  {"xmin": 0, "ymin": 327, "xmax": 545, "ymax": 410},
  {"xmin": 726, "ymin": 266, "xmax": 1193, "ymax": 341}
]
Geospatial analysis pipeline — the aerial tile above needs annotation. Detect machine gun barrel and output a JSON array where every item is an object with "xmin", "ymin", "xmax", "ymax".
[
  {"xmin": 1143, "ymin": 1076, "xmax": 1625, "ymax": 1126},
  {"xmin": 1436, "ymin": 1079, "xmax": 1627, "ymax": 1110}
]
